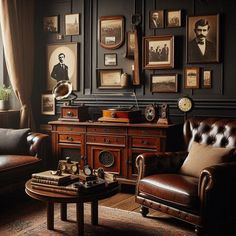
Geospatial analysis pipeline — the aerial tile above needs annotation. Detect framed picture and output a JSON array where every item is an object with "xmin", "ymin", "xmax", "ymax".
[
  {"xmin": 184, "ymin": 67, "xmax": 200, "ymax": 89},
  {"xmin": 187, "ymin": 14, "xmax": 220, "ymax": 63},
  {"xmin": 99, "ymin": 16, "xmax": 124, "ymax": 49},
  {"xmin": 202, "ymin": 69, "xmax": 212, "ymax": 88},
  {"xmin": 97, "ymin": 69, "xmax": 123, "ymax": 89},
  {"xmin": 46, "ymin": 43, "xmax": 78, "ymax": 91},
  {"xmin": 166, "ymin": 10, "xmax": 181, "ymax": 28},
  {"xmin": 126, "ymin": 31, "xmax": 135, "ymax": 57},
  {"xmin": 65, "ymin": 13, "xmax": 80, "ymax": 35},
  {"xmin": 43, "ymin": 15, "xmax": 59, "ymax": 33},
  {"xmin": 151, "ymin": 74, "xmax": 178, "ymax": 93},
  {"xmin": 149, "ymin": 10, "xmax": 164, "ymax": 29},
  {"xmin": 41, "ymin": 94, "xmax": 55, "ymax": 115},
  {"xmin": 143, "ymin": 35, "xmax": 174, "ymax": 69},
  {"xmin": 104, "ymin": 53, "xmax": 117, "ymax": 66}
]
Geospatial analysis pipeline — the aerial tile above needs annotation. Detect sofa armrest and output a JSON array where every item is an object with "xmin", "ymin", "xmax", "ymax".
[
  {"xmin": 136, "ymin": 151, "xmax": 188, "ymax": 180},
  {"xmin": 199, "ymin": 163, "xmax": 236, "ymax": 221},
  {"xmin": 27, "ymin": 132, "xmax": 49, "ymax": 159}
]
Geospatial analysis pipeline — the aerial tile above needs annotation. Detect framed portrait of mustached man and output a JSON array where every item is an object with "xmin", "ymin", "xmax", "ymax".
[{"xmin": 187, "ymin": 14, "xmax": 220, "ymax": 63}]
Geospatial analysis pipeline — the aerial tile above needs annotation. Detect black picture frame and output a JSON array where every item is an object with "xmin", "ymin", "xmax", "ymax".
[
  {"xmin": 149, "ymin": 10, "xmax": 164, "ymax": 29},
  {"xmin": 43, "ymin": 15, "xmax": 59, "ymax": 33},
  {"xmin": 151, "ymin": 74, "xmax": 178, "ymax": 93},
  {"xmin": 187, "ymin": 14, "xmax": 220, "ymax": 63}
]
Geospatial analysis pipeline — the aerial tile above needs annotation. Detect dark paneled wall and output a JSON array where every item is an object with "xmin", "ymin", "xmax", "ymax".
[{"xmin": 35, "ymin": 0, "xmax": 236, "ymax": 128}]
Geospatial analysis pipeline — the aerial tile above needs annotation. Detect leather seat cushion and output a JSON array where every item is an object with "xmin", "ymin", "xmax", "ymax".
[
  {"xmin": 138, "ymin": 174, "xmax": 199, "ymax": 211},
  {"xmin": 0, "ymin": 155, "xmax": 42, "ymax": 185}
]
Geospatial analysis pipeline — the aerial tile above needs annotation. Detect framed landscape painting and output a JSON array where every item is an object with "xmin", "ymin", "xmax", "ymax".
[{"xmin": 151, "ymin": 74, "xmax": 178, "ymax": 93}]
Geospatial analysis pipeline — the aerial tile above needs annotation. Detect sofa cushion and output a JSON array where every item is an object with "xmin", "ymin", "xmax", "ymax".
[
  {"xmin": 180, "ymin": 141, "xmax": 235, "ymax": 178},
  {"xmin": 138, "ymin": 174, "xmax": 199, "ymax": 211},
  {"xmin": 0, "ymin": 128, "xmax": 30, "ymax": 155}
]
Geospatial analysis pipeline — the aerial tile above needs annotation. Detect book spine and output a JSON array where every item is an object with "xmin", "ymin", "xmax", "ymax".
[
  {"xmin": 31, "ymin": 178, "xmax": 60, "ymax": 186},
  {"xmin": 32, "ymin": 173, "xmax": 61, "ymax": 181},
  {"xmin": 32, "ymin": 185, "xmax": 78, "ymax": 196}
]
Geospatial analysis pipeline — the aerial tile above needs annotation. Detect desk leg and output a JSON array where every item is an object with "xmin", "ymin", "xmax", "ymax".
[
  {"xmin": 91, "ymin": 200, "xmax": 98, "ymax": 225},
  {"xmin": 47, "ymin": 202, "xmax": 54, "ymax": 230},
  {"xmin": 61, "ymin": 203, "xmax": 67, "ymax": 221},
  {"xmin": 76, "ymin": 202, "xmax": 84, "ymax": 236}
]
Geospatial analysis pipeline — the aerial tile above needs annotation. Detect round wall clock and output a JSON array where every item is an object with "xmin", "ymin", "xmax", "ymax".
[
  {"xmin": 144, "ymin": 104, "xmax": 157, "ymax": 122},
  {"xmin": 177, "ymin": 96, "xmax": 193, "ymax": 113},
  {"xmin": 83, "ymin": 165, "xmax": 93, "ymax": 176}
]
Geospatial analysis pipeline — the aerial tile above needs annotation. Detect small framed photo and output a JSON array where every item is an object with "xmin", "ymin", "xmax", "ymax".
[
  {"xmin": 149, "ymin": 10, "xmax": 164, "ymax": 29},
  {"xmin": 104, "ymin": 53, "xmax": 117, "ymax": 66},
  {"xmin": 151, "ymin": 74, "xmax": 178, "ymax": 93},
  {"xmin": 184, "ymin": 67, "xmax": 200, "ymax": 89},
  {"xmin": 41, "ymin": 94, "xmax": 55, "ymax": 115},
  {"xmin": 143, "ymin": 35, "xmax": 174, "ymax": 69},
  {"xmin": 99, "ymin": 16, "xmax": 124, "ymax": 49},
  {"xmin": 65, "ymin": 13, "xmax": 80, "ymax": 35},
  {"xmin": 126, "ymin": 31, "xmax": 136, "ymax": 57},
  {"xmin": 97, "ymin": 69, "xmax": 123, "ymax": 89},
  {"xmin": 43, "ymin": 15, "xmax": 59, "ymax": 33},
  {"xmin": 187, "ymin": 14, "xmax": 220, "ymax": 63},
  {"xmin": 202, "ymin": 69, "xmax": 212, "ymax": 88},
  {"xmin": 166, "ymin": 10, "xmax": 181, "ymax": 28}
]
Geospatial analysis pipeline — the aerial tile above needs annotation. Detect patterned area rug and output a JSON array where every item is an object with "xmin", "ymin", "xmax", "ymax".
[{"xmin": 0, "ymin": 197, "xmax": 195, "ymax": 236}]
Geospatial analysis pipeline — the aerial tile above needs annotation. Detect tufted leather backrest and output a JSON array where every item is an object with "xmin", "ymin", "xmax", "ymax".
[{"xmin": 183, "ymin": 117, "xmax": 236, "ymax": 152}]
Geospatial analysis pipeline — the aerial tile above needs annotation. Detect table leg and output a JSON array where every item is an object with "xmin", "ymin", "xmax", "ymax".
[
  {"xmin": 47, "ymin": 202, "xmax": 54, "ymax": 230},
  {"xmin": 76, "ymin": 202, "xmax": 84, "ymax": 236},
  {"xmin": 91, "ymin": 200, "xmax": 98, "ymax": 225},
  {"xmin": 61, "ymin": 203, "xmax": 67, "ymax": 221}
]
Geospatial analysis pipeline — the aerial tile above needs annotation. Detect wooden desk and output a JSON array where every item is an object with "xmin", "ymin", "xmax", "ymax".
[{"xmin": 25, "ymin": 179, "xmax": 119, "ymax": 236}]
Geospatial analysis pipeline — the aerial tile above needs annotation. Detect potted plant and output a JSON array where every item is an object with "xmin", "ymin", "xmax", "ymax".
[{"xmin": 0, "ymin": 84, "xmax": 12, "ymax": 110}]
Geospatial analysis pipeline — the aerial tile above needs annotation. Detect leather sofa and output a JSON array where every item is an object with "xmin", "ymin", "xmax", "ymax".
[
  {"xmin": 135, "ymin": 117, "xmax": 236, "ymax": 235},
  {"xmin": 0, "ymin": 128, "xmax": 49, "ymax": 195}
]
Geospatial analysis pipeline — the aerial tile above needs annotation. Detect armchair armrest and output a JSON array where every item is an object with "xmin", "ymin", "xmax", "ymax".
[
  {"xmin": 27, "ymin": 132, "xmax": 49, "ymax": 159},
  {"xmin": 136, "ymin": 151, "xmax": 188, "ymax": 180}
]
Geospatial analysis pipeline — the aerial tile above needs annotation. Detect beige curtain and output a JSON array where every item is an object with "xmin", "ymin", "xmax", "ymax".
[{"xmin": 0, "ymin": 0, "xmax": 35, "ymax": 129}]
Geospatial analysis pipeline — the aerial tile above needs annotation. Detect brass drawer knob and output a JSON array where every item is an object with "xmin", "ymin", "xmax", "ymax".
[{"xmin": 67, "ymin": 136, "xmax": 73, "ymax": 141}]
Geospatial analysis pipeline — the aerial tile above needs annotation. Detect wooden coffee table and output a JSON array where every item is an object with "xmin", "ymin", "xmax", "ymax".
[{"xmin": 25, "ymin": 179, "xmax": 119, "ymax": 236}]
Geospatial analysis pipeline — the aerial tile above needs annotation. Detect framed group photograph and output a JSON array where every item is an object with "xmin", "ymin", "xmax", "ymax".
[
  {"xmin": 41, "ymin": 94, "xmax": 55, "ymax": 115},
  {"xmin": 151, "ymin": 74, "xmax": 178, "ymax": 93},
  {"xmin": 97, "ymin": 69, "xmax": 123, "ymax": 89},
  {"xmin": 202, "ymin": 69, "xmax": 212, "ymax": 88},
  {"xmin": 43, "ymin": 15, "xmax": 59, "ymax": 33},
  {"xmin": 99, "ymin": 16, "xmax": 124, "ymax": 49},
  {"xmin": 143, "ymin": 35, "xmax": 174, "ymax": 69},
  {"xmin": 166, "ymin": 10, "xmax": 181, "ymax": 28},
  {"xmin": 65, "ymin": 13, "xmax": 80, "ymax": 35},
  {"xmin": 184, "ymin": 67, "xmax": 200, "ymax": 88},
  {"xmin": 104, "ymin": 53, "xmax": 117, "ymax": 66},
  {"xmin": 46, "ymin": 42, "xmax": 78, "ymax": 91},
  {"xmin": 149, "ymin": 10, "xmax": 164, "ymax": 29},
  {"xmin": 187, "ymin": 14, "xmax": 220, "ymax": 63}
]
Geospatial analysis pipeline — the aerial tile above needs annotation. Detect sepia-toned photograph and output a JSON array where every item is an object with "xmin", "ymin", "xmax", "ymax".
[
  {"xmin": 41, "ymin": 94, "xmax": 55, "ymax": 115},
  {"xmin": 97, "ymin": 69, "xmax": 123, "ymax": 89},
  {"xmin": 143, "ymin": 35, "xmax": 174, "ymax": 69},
  {"xmin": 43, "ymin": 15, "xmax": 59, "ymax": 33},
  {"xmin": 203, "ymin": 69, "xmax": 212, "ymax": 88},
  {"xmin": 184, "ymin": 67, "xmax": 200, "ymax": 88},
  {"xmin": 149, "ymin": 10, "xmax": 164, "ymax": 29},
  {"xmin": 65, "ymin": 13, "xmax": 80, "ymax": 35},
  {"xmin": 104, "ymin": 53, "xmax": 117, "ymax": 66},
  {"xmin": 99, "ymin": 16, "xmax": 124, "ymax": 49},
  {"xmin": 126, "ymin": 31, "xmax": 136, "ymax": 57},
  {"xmin": 166, "ymin": 10, "xmax": 181, "ymax": 28},
  {"xmin": 151, "ymin": 74, "xmax": 178, "ymax": 93},
  {"xmin": 187, "ymin": 14, "xmax": 219, "ymax": 63},
  {"xmin": 46, "ymin": 43, "xmax": 78, "ymax": 91}
]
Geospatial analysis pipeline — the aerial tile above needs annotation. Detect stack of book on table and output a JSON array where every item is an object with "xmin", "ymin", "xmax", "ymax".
[{"xmin": 31, "ymin": 170, "xmax": 110, "ymax": 196}]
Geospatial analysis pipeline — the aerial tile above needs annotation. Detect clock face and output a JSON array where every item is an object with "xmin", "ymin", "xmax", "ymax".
[
  {"xmin": 71, "ymin": 164, "xmax": 78, "ymax": 174},
  {"xmin": 178, "ymin": 97, "xmax": 193, "ymax": 112},
  {"xmin": 83, "ymin": 165, "xmax": 93, "ymax": 176},
  {"xmin": 144, "ymin": 105, "xmax": 157, "ymax": 122}
]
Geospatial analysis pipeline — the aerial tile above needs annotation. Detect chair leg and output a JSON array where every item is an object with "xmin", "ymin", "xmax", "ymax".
[{"xmin": 140, "ymin": 205, "xmax": 149, "ymax": 217}]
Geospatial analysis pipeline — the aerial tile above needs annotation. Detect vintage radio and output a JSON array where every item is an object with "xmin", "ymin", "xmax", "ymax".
[{"xmin": 59, "ymin": 105, "xmax": 89, "ymax": 122}]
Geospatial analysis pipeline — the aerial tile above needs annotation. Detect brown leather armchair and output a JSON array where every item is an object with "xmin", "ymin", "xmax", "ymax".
[{"xmin": 135, "ymin": 118, "xmax": 236, "ymax": 236}]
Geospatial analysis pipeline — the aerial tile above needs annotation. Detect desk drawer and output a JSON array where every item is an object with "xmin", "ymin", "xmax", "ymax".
[
  {"xmin": 59, "ymin": 134, "xmax": 83, "ymax": 144},
  {"xmin": 56, "ymin": 125, "xmax": 85, "ymax": 132},
  {"xmin": 87, "ymin": 135, "xmax": 125, "ymax": 145},
  {"xmin": 87, "ymin": 126, "xmax": 126, "ymax": 134},
  {"xmin": 131, "ymin": 137, "xmax": 160, "ymax": 149},
  {"xmin": 128, "ymin": 128, "xmax": 161, "ymax": 136}
]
